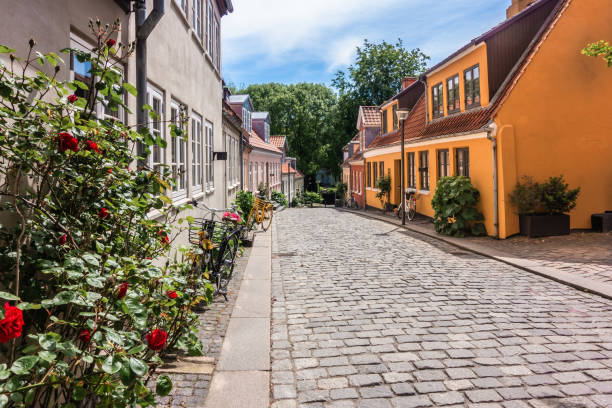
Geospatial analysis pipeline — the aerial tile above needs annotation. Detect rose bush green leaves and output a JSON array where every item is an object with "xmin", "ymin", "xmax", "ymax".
[
  {"xmin": 431, "ymin": 176, "xmax": 486, "ymax": 237},
  {"xmin": 0, "ymin": 20, "xmax": 213, "ymax": 407}
]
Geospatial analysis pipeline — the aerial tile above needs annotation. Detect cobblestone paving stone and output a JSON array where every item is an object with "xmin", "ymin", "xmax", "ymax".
[
  {"xmin": 270, "ymin": 208, "xmax": 612, "ymax": 408},
  {"xmin": 351, "ymin": 209, "xmax": 612, "ymax": 287},
  {"xmin": 156, "ymin": 246, "xmax": 251, "ymax": 407}
]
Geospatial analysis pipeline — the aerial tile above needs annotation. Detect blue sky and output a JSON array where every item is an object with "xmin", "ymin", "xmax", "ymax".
[{"xmin": 222, "ymin": 0, "xmax": 510, "ymax": 88}]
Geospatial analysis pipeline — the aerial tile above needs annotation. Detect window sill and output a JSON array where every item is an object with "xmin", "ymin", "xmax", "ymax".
[
  {"xmin": 205, "ymin": 188, "xmax": 215, "ymax": 195},
  {"xmin": 172, "ymin": 191, "xmax": 188, "ymax": 203},
  {"xmin": 418, "ymin": 190, "xmax": 430, "ymax": 195},
  {"xmin": 172, "ymin": 196, "xmax": 191, "ymax": 207},
  {"xmin": 192, "ymin": 191, "xmax": 204, "ymax": 200},
  {"xmin": 406, "ymin": 187, "xmax": 417, "ymax": 193}
]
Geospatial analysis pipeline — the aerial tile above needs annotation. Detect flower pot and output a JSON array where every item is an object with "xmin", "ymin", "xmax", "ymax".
[{"xmin": 519, "ymin": 213, "xmax": 570, "ymax": 237}]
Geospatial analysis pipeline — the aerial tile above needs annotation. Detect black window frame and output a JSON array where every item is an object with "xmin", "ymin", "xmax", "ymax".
[
  {"xmin": 407, "ymin": 152, "xmax": 416, "ymax": 188},
  {"xmin": 392, "ymin": 105, "xmax": 398, "ymax": 130},
  {"xmin": 456, "ymin": 148, "xmax": 470, "ymax": 177},
  {"xmin": 373, "ymin": 162, "xmax": 378, "ymax": 186},
  {"xmin": 437, "ymin": 149, "xmax": 450, "ymax": 179},
  {"xmin": 382, "ymin": 110, "xmax": 388, "ymax": 134},
  {"xmin": 367, "ymin": 162, "xmax": 371, "ymax": 187},
  {"xmin": 446, "ymin": 74, "xmax": 460, "ymax": 114},
  {"xmin": 419, "ymin": 151, "xmax": 429, "ymax": 191},
  {"xmin": 464, "ymin": 64, "xmax": 481, "ymax": 110},
  {"xmin": 379, "ymin": 161, "xmax": 384, "ymax": 181},
  {"xmin": 431, "ymin": 83, "xmax": 444, "ymax": 119}
]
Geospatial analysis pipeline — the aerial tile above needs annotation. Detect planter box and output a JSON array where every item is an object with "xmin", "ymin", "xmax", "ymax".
[{"xmin": 519, "ymin": 214, "xmax": 570, "ymax": 237}]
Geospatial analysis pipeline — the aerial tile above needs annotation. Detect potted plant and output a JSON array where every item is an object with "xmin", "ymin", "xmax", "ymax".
[
  {"xmin": 510, "ymin": 175, "xmax": 580, "ymax": 237},
  {"xmin": 376, "ymin": 175, "xmax": 393, "ymax": 212}
]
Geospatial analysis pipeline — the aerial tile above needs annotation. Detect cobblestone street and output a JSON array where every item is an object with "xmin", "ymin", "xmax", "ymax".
[{"xmin": 271, "ymin": 208, "xmax": 612, "ymax": 408}]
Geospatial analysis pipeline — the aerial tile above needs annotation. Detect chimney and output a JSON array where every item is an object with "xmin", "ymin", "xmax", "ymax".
[
  {"xmin": 506, "ymin": 0, "xmax": 536, "ymax": 19},
  {"xmin": 401, "ymin": 77, "xmax": 417, "ymax": 90}
]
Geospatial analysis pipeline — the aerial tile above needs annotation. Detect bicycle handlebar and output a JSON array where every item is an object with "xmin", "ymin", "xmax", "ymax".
[{"xmin": 190, "ymin": 199, "xmax": 238, "ymax": 214}]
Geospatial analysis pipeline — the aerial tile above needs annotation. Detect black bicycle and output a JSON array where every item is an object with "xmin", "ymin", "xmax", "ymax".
[{"xmin": 188, "ymin": 200, "xmax": 242, "ymax": 300}]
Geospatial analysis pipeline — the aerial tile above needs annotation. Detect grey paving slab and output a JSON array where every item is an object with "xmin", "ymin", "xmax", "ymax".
[
  {"xmin": 244, "ymin": 255, "xmax": 271, "ymax": 280},
  {"xmin": 270, "ymin": 208, "xmax": 612, "ymax": 408},
  {"xmin": 204, "ymin": 371, "xmax": 269, "ymax": 408},
  {"xmin": 232, "ymin": 278, "xmax": 271, "ymax": 318}
]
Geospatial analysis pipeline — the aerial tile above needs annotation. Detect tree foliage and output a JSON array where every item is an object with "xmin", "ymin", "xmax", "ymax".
[{"xmin": 582, "ymin": 40, "xmax": 612, "ymax": 67}]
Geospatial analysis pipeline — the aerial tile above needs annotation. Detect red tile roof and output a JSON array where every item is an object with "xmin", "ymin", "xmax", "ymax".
[
  {"xmin": 249, "ymin": 130, "xmax": 282, "ymax": 154},
  {"xmin": 421, "ymin": 107, "xmax": 493, "ymax": 139},
  {"xmin": 270, "ymin": 135, "xmax": 286, "ymax": 149},
  {"xmin": 359, "ymin": 106, "xmax": 381, "ymax": 127},
  {"xmin": 282, "ymin": 163, "xmax": 296, "ymax": 174}
]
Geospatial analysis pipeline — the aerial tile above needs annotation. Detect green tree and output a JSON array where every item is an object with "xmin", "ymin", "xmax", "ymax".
[{"xmin": 582, "ymin": 40, "xmax": 612, "ymax": 67}]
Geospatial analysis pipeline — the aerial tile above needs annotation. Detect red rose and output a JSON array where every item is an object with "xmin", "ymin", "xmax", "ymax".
[
  {"xmin": 145, "ymin": 329, "xmax": 167, "ymax": 351},
  {"xmin": 107, "ymin": 168, "xmax": 112, "ymax": 174},
  {"xmin": 98, "ymin": 208, "xmax": 109, "ymax": 219},
  {"xmin": 85, "ymin": 140, "xmax": 101, "ymax": 154},
  {"xmin": 158, "ymin": 230, "xmax": 170, "ymax": 245},
  {"xmin": 78, "ymin": 329, "xmax": 91, "ymax": 343},
  {"xmin": 58, "ymin": 132, "xmax": 79, "ymax": 153},
  {"xmin": 116, "ymin": 282, "xmax": 128, "ymax": 299},
  {"xmin": 167, "ymin": 291, "xmax": 178, "ymax": 299},
  {"xmin": 58, "ymin": 234, "xmax": 67, "ymax": 244},
  {"xmin": 0, "ymin": 303, "xmax": 24, "ymax": 344},
  {"xmin": 67, "ymin": 94, "xmax": 78, "ymax": 103},
  {"xmin": 106, "ymin": 38, "xmax": 116, "ymax": 47}
]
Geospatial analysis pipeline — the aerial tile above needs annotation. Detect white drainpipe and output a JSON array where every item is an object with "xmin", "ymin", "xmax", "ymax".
[{"xmin": 486, "ymin": 121, "xmax": 499, "ymax": 238}]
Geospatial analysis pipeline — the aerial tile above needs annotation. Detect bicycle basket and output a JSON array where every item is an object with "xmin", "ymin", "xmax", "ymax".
[{"xmin": 188, "ymin": 219, "xmax": 234, "ymax": 247}]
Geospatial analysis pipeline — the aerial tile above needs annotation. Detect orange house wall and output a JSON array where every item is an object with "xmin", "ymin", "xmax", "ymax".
[{"xmin": 494, "ymin": 0, "xmax": 612, "ymax": 237}]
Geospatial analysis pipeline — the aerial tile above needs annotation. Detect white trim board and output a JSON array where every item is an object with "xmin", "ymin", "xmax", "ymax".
[{"xmin": 363, "ymin": 131, "xmax": 488, "ymax": 158}]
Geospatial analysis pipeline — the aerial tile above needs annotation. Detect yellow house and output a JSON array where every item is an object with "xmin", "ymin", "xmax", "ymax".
[{"xmin": 363, "ymin": 0, "xmax": 612, "ymax": 238}]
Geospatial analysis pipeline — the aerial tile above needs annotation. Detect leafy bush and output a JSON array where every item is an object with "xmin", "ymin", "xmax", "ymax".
[
  {"xmin": 510, "ymin": 175, "xmax": 580, "ymax": 215},
  {"xmin": 234, "ymin": 190, "xmax": 254, "ymax": 220},
  {"xmin": 509, "ymin": 176, "xmax": 543, "ymax": 214},
  {"xmin": 375, "ymin": 175, "xmax": 392, "ymax": 209},
  {"xmin": 270, "ymin": 190, "xmax": 288, "ymax": 207},
  {"xmin": 302, "ymin": 191, "xmax": 323, "ymax": 205},
  {"xmin": 335, "ymin": 182, "xmax": 347, "ymax": 200},
  {"xmin": 540, "ymin": 175, "xmax": 580, "ymax": 215},
  {"xmin": 0, "ymin": 22, "xmax": 210, "ymax": 407},
  {"xmin": 431, "ymin": 176, "xmax": 486, "ymax": 237},
  {"xmin": 291, "ymin": 196, "xmax": 300, "ymax": 207}
]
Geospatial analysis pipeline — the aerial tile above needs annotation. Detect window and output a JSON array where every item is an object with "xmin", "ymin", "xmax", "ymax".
[
  {"xmin": 249, "ymin": 162, "xmax": 253, "ymax": 190},
  {"xmin": 205, "ymin": 121, "xmax": 214, "ymax": 190},
  {"xmin": 464, "ymin": 64, "xmax": 480, "ymax": 109},
  {"xmin": 170, "ymin": 101, "xmax": 187, "ymax": 198},
  {"xmin": 264, "ymin": 122, "xmax": 270, "ymax": 143},
  {"xmin": 192, "ymin": 112, "xmax": 203, "ymax": 192},
  {"xmin": 373, "ymin": 162, "xmax": 378, "ymax": 187},
  {"xmin": 456, "ymin": 148, "xmax": 469, "ymax": 177},
  {"xmin": 379, "ymin": 162, "xmax": 384, "ymax": 181},
  {"xmin": 437, "ymin": 149, "xmax": 450, "ymax": 179},
  {"xmin": 367, "ymin": 162, "xmax": 372, "ymax": 187},
  {"xmin": 432, "ymin": 83, "xmax": 444, "ymax": 119},
  {"xmin": 446, "ymin": 75, "xmax": 460, "ymax": 113},
  {"xmin": 407, "ymin": 152, "xmax": 416, "ymax": 188},
  {"xmin": 192, "ymin": 0, "xmax": 203, "ymax": 39},
  {"xmin": 214, "ymin": 18, "xmax": 220, "ymax": 71},
  {"xmin": 393, "ymin": 105, "xmax": 399, "ymax": 130},
  {"xmin": 206, "ymin": 0, "xmax": 214, "ymax": 56},
  {"xmin": 178, "ymin": 0, "xmax": 188, "ymax": 16},
  {"xmin": 419, "ymin": 151, "xmax": 429, "ymax": 190},
  {"xmin": 382, "ymin": 110, "xmax": 388, "ymax": 134},
  {"xmin": 147, "ymin": 84, "xmax": 164, "ymax": 173}
]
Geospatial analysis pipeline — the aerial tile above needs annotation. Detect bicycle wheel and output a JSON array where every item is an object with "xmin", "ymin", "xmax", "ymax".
[
  {"xmin": 407, "ymin": 199, "xmax": 417, "ymax": 221},
  {"xmin": 216, "ymin": 234, "xmax": 239, "ymax": 293},
  {"xmin": 245, "ymin": 207, "xmax": 258, "ymax": 232},
  {"xmin": 261, "ymin": 206, "xmax": 273, "ymax": 231},
  {"xmin": 396, "ymin": 204, "xmax": 403, "ymax": 219}
]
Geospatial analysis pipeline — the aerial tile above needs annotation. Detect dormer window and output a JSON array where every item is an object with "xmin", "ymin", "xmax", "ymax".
[
  {"xmin": 242, "ymin": 107, "xmax": 252, "ymax": 132},
  {"xmin": 464, "ymin": 64, "xmax": 481, "ymax": 109},
  {"xmin": 264, "ymin": 122, "xmax": 270, "ymax": 143},
  {"xmin": 446, "ymin": 75, "xmax": 460, "ymax": 114},
  {"xmin": 392, "ymin": 105, "xmax": 398, "ymax": 130},
  {"xmin": 432, "ymin": 83, "xmax": 444, "ymax": 119},
  {"xmin": 382, "ymin": 110, "xmax": 388, "ymax": 134}
]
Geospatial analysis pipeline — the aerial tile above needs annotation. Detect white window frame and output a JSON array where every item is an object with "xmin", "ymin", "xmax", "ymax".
[
  {"xmin": 264, "ymin": 122, "xmax": 270, "ymax": 143},
  {"xmin": 206, "ymin": 0, "xmax": 213, "ymax": 56},
  {"xmin": 146, "ymin": 83, "xmax": 164, "ymax": 173},
  {"xmin": 214, "ymin": 18, "xmax": 221, "ymax": 70},
  {"xmin": 205, "ymin": 121, "xmax": 214, "ymax": 191},
  {"xmin": 177, "ymin": 0, "xmax": 188, "ymax": 16},
  {"xmin": 192, "ymin": 112, "xmax": 203, "ymax": 193},
  {"xmin": 170, "ymin": 100, "xmax": 187, "ymax": 199},
  {"xmin": 192, "ymin": 0, "xmax": 203, "ymax": 40}
]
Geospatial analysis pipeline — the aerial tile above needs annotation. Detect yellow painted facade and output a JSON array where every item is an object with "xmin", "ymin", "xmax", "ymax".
[
  {"xmin": 380, "ymin": 101, "xmax": 399, "ymax": 134},
  {"xmin": 493, "ymin": 0, "xmax": 612, "ymax": 237},
  {"xmin": 426, "ymin": 43, "xmax": 490, "ymax": 120}
]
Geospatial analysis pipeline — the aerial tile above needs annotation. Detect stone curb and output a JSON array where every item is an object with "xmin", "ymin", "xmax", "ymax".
[{"xmin": 337, "ymin": 208, "xmax": 612, "ymax": 300}]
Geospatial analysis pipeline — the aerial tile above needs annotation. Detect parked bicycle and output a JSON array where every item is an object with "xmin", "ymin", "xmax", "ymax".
[
  {"xmin": 346, "ymin": 196, "xmax": 358, "ymax": 209},
  {"xmin": 245, "ymin": 196, "xmax": 274, "ymax": 232},
  {"xmin": 396, "ymin": 191, "xmax": 419, "ymax": 221},
  {"xmin": 188, "ymin": 200, "xmax": 242, "ymax": 300}
]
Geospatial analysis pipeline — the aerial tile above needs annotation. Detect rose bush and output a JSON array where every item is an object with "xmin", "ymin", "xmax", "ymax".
[{"xmin": 0, "ymin": 20, "xmax": 213, "ymax": 407}]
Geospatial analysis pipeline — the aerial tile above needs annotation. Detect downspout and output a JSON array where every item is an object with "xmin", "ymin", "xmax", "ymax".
[
  {"xmin": 363, "ymin": 156, "xmax": 367, "ymax": 210},
  {"xmin": 486, "ymin": 121, "xmax": 499, "ymax": 238},
  {"xmin": 135, "ymin": 0, "xmax": 164, "ymax": 156},
  {"xmin": 239, "ymin": 134, "xmax": 244, "ymax": 190}
]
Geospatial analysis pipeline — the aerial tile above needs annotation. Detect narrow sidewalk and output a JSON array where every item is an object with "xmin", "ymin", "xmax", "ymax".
[
  {"xmin": 203, "ymin": 229, "xmax": 272, "ymax": 408},
  {"xmin": 338, "ymin": 207, "xmax": 612, "ymax": 300}
]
